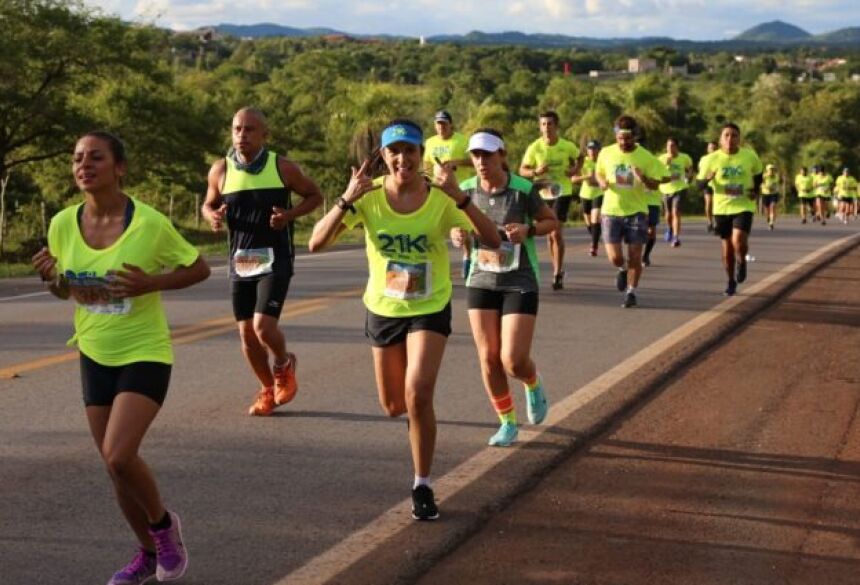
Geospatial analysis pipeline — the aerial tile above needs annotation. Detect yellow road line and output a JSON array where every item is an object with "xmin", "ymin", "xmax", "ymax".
[{"xmin": 0, "ymin": 288, "xmax": 362, "ymax": 380}]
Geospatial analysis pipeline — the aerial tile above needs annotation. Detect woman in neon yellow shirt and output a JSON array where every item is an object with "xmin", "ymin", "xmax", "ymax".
[
  {"xmin": 309, "ymin": 119, "xmax": 500, "ymax": 521},
  {"xmin": 32, "ymin": 132, "xmax": 210, "ymax": 585}
]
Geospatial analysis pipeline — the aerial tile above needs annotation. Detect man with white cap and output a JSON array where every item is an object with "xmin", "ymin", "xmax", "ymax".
[
  {"xmin": 424, "ymin": 110, "xmax": 474, "ymax": 277},
  {"xmin": 761, "ymin": 163, "xmax": 780, "ymax": 230}
]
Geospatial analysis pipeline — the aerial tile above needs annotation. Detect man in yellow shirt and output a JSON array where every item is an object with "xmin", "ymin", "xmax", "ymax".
[
  {"xmin": 519, "ymin": 111, "xmax": 582, "ymax": 290},
  {"xmin": 761, "ymin": 163, "xmax": 780, "ymax": 230},
  {"xmin": 794, "ymin": 166, "xmax": 814, "ymax": 224},
  {"xmin": 813, "ymin": 166, "xmax": 833, "ymax": 225},
  {"xmin": 658, "ymin": 137, "xmax": 693, "ymax": 247},
  {"xmin": 595, "ymin": 115, "xmax": 669, "ymax": 308},
  {"xmin": 424, "ymin": 110, "xmax": 474, "ymax": 277},
  {"xmin": 697, "ymin": 122, "xmax": 763, "ymax": 296},
  {"xmin": 835, "ymin": 167, "xmax": 857, "ymax": 224}
]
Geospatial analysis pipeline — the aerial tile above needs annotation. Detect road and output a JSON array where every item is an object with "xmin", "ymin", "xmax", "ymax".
[{"xmin": 1, "ymin": 218, "xmax": 858, "ymax": 585}]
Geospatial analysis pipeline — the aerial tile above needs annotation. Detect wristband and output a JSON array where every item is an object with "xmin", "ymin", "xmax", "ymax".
[
  {"xmin": 456, "ymin": 195, "xmax": 472, "ymax": 210},
  {"xmin": 335, "ymin": 196, "xmax": 356, "ymax": 214}
]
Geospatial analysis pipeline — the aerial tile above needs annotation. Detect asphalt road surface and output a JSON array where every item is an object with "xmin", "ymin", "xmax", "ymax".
[{"xmin": 1, "ymin": 217, "xmax": 858, "ymax": 585}]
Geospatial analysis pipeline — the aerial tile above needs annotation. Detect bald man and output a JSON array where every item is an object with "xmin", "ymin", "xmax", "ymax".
[{"xmin": 202, "ymin": 107, "xmax": 323, "ymax": 416}]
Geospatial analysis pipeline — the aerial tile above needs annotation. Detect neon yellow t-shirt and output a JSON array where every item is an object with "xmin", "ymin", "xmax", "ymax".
[
  {"xmin": 795, "ymin": 174, "xmax": 814, "ymax": 198},
  {"xmin": 698, "ymin": 152, "xmax": 716, "ymax": 191},
  {"xmin": 761, "ymin": 172, "xmax": 780, "ymax": 195},
  {"xmin": 596, "ymin": 144, "xmax": 669, "ymax": 216},
  {"xmin": 697, "ymin": 147, "xmax": 763, "ymax": 215},
  {"xmin": 342, "ymin": 177, "xmax": 471, "ymax": 317},
  {"xmin": 521, "ymin": 137, "xmax": 580, "ymax": 198},
  {"xmin": 658, "ymin": 152, "xmax": 693, "ymax": 195},
  {"xmin": 814, "ymin": 174, "xmax": 833, "ymax": 197},
  {"xmin": 424, "ymin": 132, "xmax": 474, "ymax": 184},
  {"xmin": 578, "ymin": 158, "xmax": 603, "ymax": 200},
  {"xmin": 835, "ymin": 175, "xmax": 857, "ymax": 198},
  {"xmin": 47, "ymin": 198, "xmax": 201, "ymax": 366}
]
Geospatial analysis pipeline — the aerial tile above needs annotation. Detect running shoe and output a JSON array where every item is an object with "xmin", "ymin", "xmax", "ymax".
[
  {"xmin": 411, "ymin": 485, "xmax": 439, "ymax": 521},
  {"xmin": 736, "ymin": 261, "xmax": 747, "ymax": 284},
  {"xmin": 526, "ymin": 377, "xmax": 549, "ymax": 425},
  {"xmin": 724, "ymin": 280, "xmax": 737, "ymax": 296},
  {"xmin": 488, "ymin": 422, "xmax": 519, "ymax": 447},
  {"xmin": 671, "ymin": 237, "xmax": 681, "ymax": 248},
  {"xmin": 664, "ymin": 227, "xmax": 673, "ymax": 242},
  {"xmin": 462, "ymin": 258, "xmax": 471, "ymax": 280},
  {"xmin": 148, "ymin": 511, "xmax": 188, "ymax": 582},
  {"xmin": 769, "ymin": 223, "xmax": 774, "ymax": 230},
  {"xmin": 107, "ymin": 549, "xmax": 156, "ymax": 585},
  {"xmin": 706, "ymin": 223, "xmax": 714, "ymax": 233},
  {"xmin": 822, "ymin": 219, "xmax": 827, "ymax": 226},
  {"xmin": 588, "ymin": 245, "xmax": 597, "ymax": 257},
  {"xmin": 248, "ymin": 386, "xmax": 275, "ymax": 416},
  {"xmin": 273, "ymin": 353, "xmax": 298, "ymax": 405},
  {"xmin": 622, "ymin": 291, "xmax": 637, "ymax": 308},
  {"xmin": 551, "ymin": 271, "xmax": 564, "ymax": 291},
  {"xmin": 615, "ymin": 268, "xmax": 628, "ymax": 292},
  {"xmin": 642, "ymin": 256, "xmax": 651, "ymax": 267},
  {"xmin": 801, "ymin": 218, "xmax": 807, "ymax": 224}
]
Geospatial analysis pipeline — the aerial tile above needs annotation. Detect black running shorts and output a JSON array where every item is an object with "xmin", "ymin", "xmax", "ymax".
[
  {"xmin": 714, "ymin": 212, "xmax": 754, "ymax": 239},
  {"xmin": 231, "ymin": 271, "xmax": 292, "ymax": 321},
  {"xmin": 365, "ymin": 303, "xmax": 452, "ymax": 348},
  {"xmin": 466, "ymin": 287, "xmax": 539, "ymax": 316},
  {"xmin": 80, "ymin": 353, "xmax": 171, "ymax": 407}
]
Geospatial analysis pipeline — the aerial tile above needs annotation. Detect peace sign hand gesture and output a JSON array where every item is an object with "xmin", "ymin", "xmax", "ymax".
[{"xmin": 343, "ymin": 159, "xmax": 379, "ymax": 203}]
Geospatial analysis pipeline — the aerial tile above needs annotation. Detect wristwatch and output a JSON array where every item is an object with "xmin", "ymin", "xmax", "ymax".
[{"xmin": 335, "ymin": 196, "xmax": 356, "ymax": 214}]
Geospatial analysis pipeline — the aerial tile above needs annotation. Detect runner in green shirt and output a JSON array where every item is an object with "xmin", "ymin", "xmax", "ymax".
[
  {"xmin": 308, "ymin": 119, "xmax": 500, "ymax": 521},
  {"xmin": 571, "ymin": 139, "xmax": 604, "ymax": 256},
  {"xmin": 450, "ymin": 128, "xmax": 558, "ymax": 447},
  {"xmin": 813, "ymin": 167, "xmax": 833, "ymax": 225},
  {"xmin": 835, "ymin": 168, "xmax": 857, "ymax": 224},
  {"xmin": 697, "ymin": 122, "xmax": 763, "ymax": 296},
  {"xmin": 595, "ymin": 115, "xmax": 669, "ymax": 308},
  {"xmin": 761, "ymin": 163, "xmax": 781, "ymax": 230},
  {"xmin": 424, "ymin": 110, "xmax": 474, "ymax": 278},
  {"xmin": 794, "ymin": 167, "xmax": 814, "ymax": 224},
  {"xmin": 658, "ymin": 137, "xmax": 693, "ymax": 246},
  {"xmin": 32, "ymin": 132, "xmax": 210, "ymax": 585},
  {"xmin": 519, "ymin": 111, "xmax": 582, "ymax": 290}
]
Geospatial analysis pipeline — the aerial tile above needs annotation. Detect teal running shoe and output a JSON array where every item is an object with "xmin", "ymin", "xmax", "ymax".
[
  {"xmin": 488, "ymin": 422, "xmax": 519, "ymax": 447},
  {"xmin": 526, "ymin": 378, "xmax": 549, "ymax": 424}
]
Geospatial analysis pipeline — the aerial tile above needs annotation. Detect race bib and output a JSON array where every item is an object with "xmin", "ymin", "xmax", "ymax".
[
  {"xmin": 384, "ymin": 261, "xmax": 431, "ymax": 300},
  {"xmin": 476, "ymin": 241, "xmax": 520, "ymax": 273},
  {"xmin": 724, "ymin": 184, "xmax": 744, "ymax": 197},
  {"xmin": 233, "ymin": 248, "xmax": 274, "ymax": 278},
  {"xmin": 615, "ymin": 168, "xmax": 635, "ymax": 189},
  {"xmin": 536, "ymin": 181, "xmax": 562, "ymax": 200},
  {"xmin": 68, "ymin": 274, "xmax": 131, "ymax": 315}
]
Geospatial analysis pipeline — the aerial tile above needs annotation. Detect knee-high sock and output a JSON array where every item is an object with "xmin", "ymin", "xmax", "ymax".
[
  {"xmin": 591, "ymin": 223, "xmax": 602, "ymax": 248},
  {"xmin": 644, "ymin": 236, "xmax": 656, "ymax": 259}
]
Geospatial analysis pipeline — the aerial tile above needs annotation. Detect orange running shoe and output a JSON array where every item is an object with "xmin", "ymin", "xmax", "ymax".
[
  {"xmin": 248, "ymin": 386, "xmax": 275, "ymax": 416},
  {"xmin": 273, "ymin": 352, "xmax": 298, "ymax": 405}
]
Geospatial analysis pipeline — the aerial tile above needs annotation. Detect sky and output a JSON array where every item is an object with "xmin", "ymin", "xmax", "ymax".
[{"xmin": 89, "ymin": 0, "xmax": 856, "ymax": 40}]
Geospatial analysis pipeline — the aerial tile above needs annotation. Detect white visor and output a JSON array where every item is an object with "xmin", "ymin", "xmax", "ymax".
[{"xmin": 468, "ymin": 132, "xmax": 505, "ymax": 153}]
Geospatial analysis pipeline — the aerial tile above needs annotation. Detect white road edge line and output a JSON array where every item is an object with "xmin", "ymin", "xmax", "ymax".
[{"xmin": 273, "ymin": 232, "xmax": 860, "ymax": 585}]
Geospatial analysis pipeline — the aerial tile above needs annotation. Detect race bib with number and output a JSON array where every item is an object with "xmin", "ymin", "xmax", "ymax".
[
  {"xmin": 724, "ymin": 184, "xmax": 744, "ymax": 197},
  {"xmin": 233, "ymin": 247, "xmax": 275, "ymax": 278},
  {"xmin": 68, "ymin": 274, "xmax": 131, "ymax": 315},
  {"xmin": 537, "ymin": 181, "xmax": 562, "ymax": 199},
  {"xmin": 615, "ymin": 168, "xmax": 635, "ymax": 189},
  {"xmin": 384, "ymin": 261, "xmax": 431, "ymax": 300},
  {"xmin": 476, "ymin": 241, "xmax": 521, "ymax": 273}
]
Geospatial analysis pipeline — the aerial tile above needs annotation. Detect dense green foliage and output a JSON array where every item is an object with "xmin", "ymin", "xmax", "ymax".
[{"xmin": 2, "ymin": 0, "xmax": 860, "ymax": 264}]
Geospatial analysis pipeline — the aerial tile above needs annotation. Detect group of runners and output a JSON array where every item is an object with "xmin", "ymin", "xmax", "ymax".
[
  {"xmin": 794, "ymin": 165, "xmax": 859, "ymax": 225},
  {"xmin": 31, "ymin": 104, "xmax": 850, "ymax": 585}
]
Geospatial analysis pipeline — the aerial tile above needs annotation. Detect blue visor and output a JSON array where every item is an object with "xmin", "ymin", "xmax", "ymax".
[{"xmin": 380, "ymin": 123, "xmax": 423, "ymax": 149}]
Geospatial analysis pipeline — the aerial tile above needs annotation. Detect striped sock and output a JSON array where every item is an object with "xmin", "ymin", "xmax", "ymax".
[{"xmin": 491, "ymin": 391, "xmax": 517, "ymax": 424}]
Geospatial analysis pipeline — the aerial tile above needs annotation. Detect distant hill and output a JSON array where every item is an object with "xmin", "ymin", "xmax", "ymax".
[
  {"xmin": 209, "ymin": 21, "xmax": 860, "ymax": 50},
  {"xmin": 734, "ymin": 20, "xmax": 811, "ymax": 42},
  {"xmin": 215, "ymin": 23, "xmax": 343, "ymax": 38},
  {"xmin": 817, "ymin": 27, "xmax": 860, "ymax": 43}
]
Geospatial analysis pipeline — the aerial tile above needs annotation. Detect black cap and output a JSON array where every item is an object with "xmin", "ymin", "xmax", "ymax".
[
  {"xmin": 434, "ymin": 110, "xmax": 452, "ymax": 123},
  {"xmin": 586, "ymin": 140, "xmax": 601, "ymax": 149}
]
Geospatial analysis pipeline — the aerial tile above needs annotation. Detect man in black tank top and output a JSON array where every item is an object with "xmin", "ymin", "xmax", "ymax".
[{"xmin": 202, "ymin": 107, "xmax": 323, "ymax": 416}]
